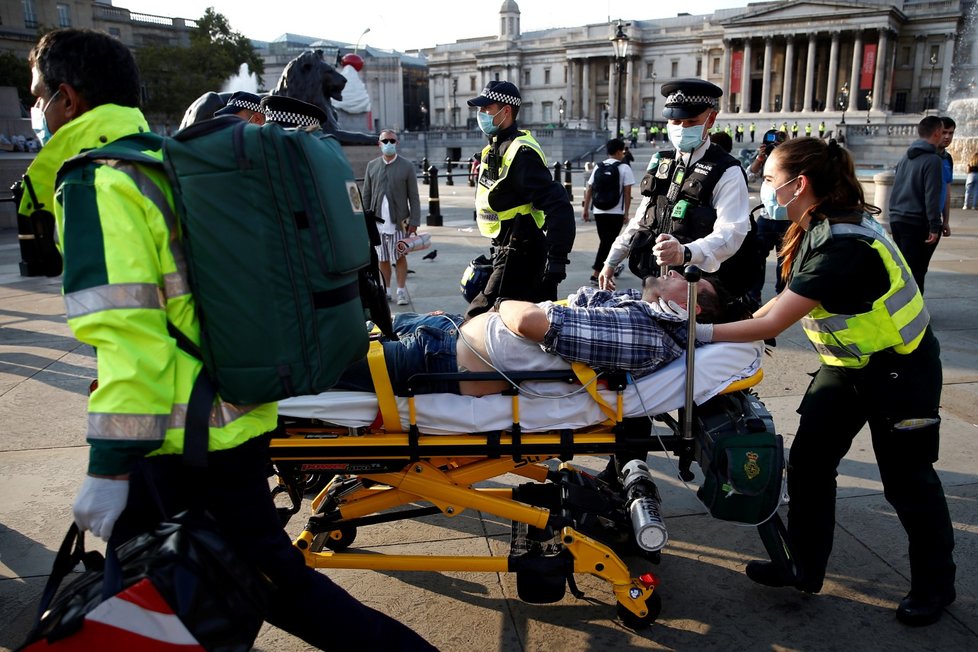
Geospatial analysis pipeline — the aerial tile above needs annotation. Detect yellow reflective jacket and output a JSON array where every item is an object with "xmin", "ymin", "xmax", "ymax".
[
  {"xmin": 26, "ymin": 104, "xmax": 276, "ymax": 475},
  {"xmin": 475, "ymin": 131, "xmax": 547, "ymax": 238},
  {"xmin": 800, "ymin": 216, "xmax": 929, "ymax": 368}
]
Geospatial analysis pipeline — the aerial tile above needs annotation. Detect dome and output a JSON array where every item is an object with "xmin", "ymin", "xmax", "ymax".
[{"xmin": 500, "ymin": 0, "xmax": 520, "ymax": 13}]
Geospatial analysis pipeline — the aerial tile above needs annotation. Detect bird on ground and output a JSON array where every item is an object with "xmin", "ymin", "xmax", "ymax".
[{"xmin": 422, "ymin": 250, "xmax": 438, "ymax": 261}]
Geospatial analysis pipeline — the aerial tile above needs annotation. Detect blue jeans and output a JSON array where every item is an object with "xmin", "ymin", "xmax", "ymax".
[{"xmin": 336, "ymin": 313, "xmax": 464, "ymax": 395}]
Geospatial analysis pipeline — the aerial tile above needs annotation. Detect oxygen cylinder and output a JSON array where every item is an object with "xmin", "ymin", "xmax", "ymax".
[{"xmin": 621, "ymin": 459, "xmax": 668, "ymax": 552}]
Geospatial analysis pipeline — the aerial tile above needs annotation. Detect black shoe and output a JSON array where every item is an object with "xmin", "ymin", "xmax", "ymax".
[
  {"xmin": 896, "ymin": 589, "xmax": 956, "ymax": 627},
  {"xmin": 745, "ymin": 560, "xmax": 822, "ymax": 594}
]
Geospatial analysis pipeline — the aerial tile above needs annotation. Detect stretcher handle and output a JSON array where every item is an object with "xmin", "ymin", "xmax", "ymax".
[{"xmin": 682, "ymin": 265, "xmax": 702, "ymax": 441}]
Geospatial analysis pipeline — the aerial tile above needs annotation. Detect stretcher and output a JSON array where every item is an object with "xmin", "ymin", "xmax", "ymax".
[{"xmin": 268, "ymin": 273, "xmax": 794, "ymax": 629}]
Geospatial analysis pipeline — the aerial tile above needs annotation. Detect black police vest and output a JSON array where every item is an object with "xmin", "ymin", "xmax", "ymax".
[{"xmin": 628, "ymin": 146, "xmax": 758, "ymax": 300}]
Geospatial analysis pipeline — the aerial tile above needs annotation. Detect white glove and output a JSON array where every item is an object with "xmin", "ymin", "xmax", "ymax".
[
  {"xmin": 651, "ymin": 234, "xmax": 684, "ymax": 267},
  {"xmin": 73, "ymin": 476, "xmax": 130, "ymax": 542},
  {"xmin": 694, "ymin": 322, "xmax": 714, "ymax": 343}
]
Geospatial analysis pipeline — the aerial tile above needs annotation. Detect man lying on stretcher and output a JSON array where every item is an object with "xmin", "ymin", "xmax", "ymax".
[{"xmin": 336, "ymin": 271, "xmax": 741, "ymax": 397}]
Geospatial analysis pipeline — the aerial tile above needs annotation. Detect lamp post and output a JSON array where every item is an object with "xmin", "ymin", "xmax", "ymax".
[
  {"xmin": 610, "ymin": 20, "xmax": 630, "ymax": 138},
  {"xmin": 452, "ymin": 78, "xmax": 458, "ymax": 129},
  {"xmin": 558, "ymin": 95, "xmax": 564, "ymax": 128},
  {"xmin": 838, "ymin": 82, "xmax": 849, "ymax": 125},
  {"xmin": 927, "ymin": 52, "xmax": 938, "ymax": 112},
  {"xmin": 650, "ymin": 70, "xmax": 657, "ymax": 123},
  {"xmin": 420, "ymin": 100, "xmax": 428, "ymax": 162},
  {"xmin": 865, "ymin": 90, "xmax": 873, "ymax": 125},
  {"xmin": 354, "ymin": 27, "xmax": 370, "ymax": 55}
]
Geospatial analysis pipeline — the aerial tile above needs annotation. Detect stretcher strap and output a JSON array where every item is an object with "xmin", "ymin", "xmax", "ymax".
[
  {"xmin": 366, "ymin": 341, "xmax": 401, "ymax": 431},
  {"xmin": 571, "ymin": 362, "xmax": 619, "ymax": 424}
]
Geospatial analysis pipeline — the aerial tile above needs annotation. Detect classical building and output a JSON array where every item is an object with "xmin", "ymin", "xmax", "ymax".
[{"xmin": 424, "ymin": 0, "xmax": 976, "ymax": 135}]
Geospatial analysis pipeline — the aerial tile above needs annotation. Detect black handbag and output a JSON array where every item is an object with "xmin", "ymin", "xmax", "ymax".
[{"xmin": 18, "ymin": 510, "xmax": 273, "ymax": 651}]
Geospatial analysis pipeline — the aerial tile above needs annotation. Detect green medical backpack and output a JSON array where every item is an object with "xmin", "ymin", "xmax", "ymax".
[{"xmin": 64, "ymin": 117, "xmax": 370, "ymax": 406}]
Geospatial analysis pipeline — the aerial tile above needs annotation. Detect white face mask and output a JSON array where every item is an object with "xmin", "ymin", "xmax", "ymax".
[
  {"xmin": 30, "ymin": 89, "xmax": 60, "ymax": 146},
  {"xmin": 760, "ymin": 176, "xmax": 800, "ymax": 220},
  {"xmin": 666, "ymin": 121, "xmax": 706, "ymax": 153}
]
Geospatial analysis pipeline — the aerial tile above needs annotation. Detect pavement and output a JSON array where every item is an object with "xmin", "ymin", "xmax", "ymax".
[{"xmin": 2, "ymin": 148, "xmax": 977, "ymax": 651}]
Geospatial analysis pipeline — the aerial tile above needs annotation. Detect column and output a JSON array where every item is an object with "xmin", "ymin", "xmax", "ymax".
[
  {"xmin": 626, "ymin": 57, "xmax": 635, "ymax": 127},
  {"xmin": 803, "ymin": 33, "xmax": 817, "ymax": 111},
  {"xmin": 781, "ymin": 36, "xmax": 795, "ymax": 113},
  {"xmin": 849, "ymin": 29, "xmax": 863, "ymax": 107},
  {"xmin": 911, "ymin": 36, "xmax": 925, "ymax": 110},
  {"xmin": 740, "ymin": 38, "xmax": 752, "ymax": 114},
  {"xmin": 581, "ymin": 60, "xmax": 590, "ymax": 121},
  {"xmin": 759, "ymin": 37, "xmax": 773, "ymax": 112},
  {"xmin": 872, "ymin": 29, "xmax": 888, "ymax": 111},
  {"xmin": 721, "ymin": 39, "xmax": 732, "ymax": 112},
  {"xmin": 609, "ymin": 59, "xmax": 618, "ymax": 128},
  {"xmin": 824, "ymin": 31, "xmax": 840, "ymax": 112},
  {"xmin": 565, "ymin": 61, "xmax": 574, "ymax": 122},
  {"xmin": 940, "ymin": 33, "xmax": 955, "ymax": 110}
]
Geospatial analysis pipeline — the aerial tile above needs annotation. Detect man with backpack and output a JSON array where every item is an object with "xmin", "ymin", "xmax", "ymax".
[
  {"xmin": 583, "ymin": 138, "xmax": 635, "ymax": 286},
  {"xmin": 23, "ymin": 28, "xmax": 433, "ymax": 651},
  {"xmin": 597, "ymin": 79, "xmax": 756, "ymax": 305}
]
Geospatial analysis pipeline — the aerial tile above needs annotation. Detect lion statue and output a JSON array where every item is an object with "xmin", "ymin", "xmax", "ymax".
[{"xmin": 273, "ymin": 50, "xmax": 375, "ymax": 145}]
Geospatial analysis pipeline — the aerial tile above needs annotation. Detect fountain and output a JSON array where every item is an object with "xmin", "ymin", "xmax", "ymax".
[
  {"xmin": 221, "ymin": 63, "xmax": 261, "ymax": 95},
  {"xmin": 945, "ymin": 1, "xmax": 977, "ymax": 172}
]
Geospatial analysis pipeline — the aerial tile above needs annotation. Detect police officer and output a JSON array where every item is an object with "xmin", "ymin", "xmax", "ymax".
[
  {"xmin": 214, "ymin": 90, "xmax": 265, "ymax": 124},
  {"xmin": 465, "ymin": 80, "xmax": 575, "ymax": 318},
  {"xmin": 598, "ymin": 79, "xmax": 754, "ymax": 302}
]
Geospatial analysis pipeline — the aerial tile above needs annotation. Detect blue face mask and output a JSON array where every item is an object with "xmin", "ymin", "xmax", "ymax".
[
  {"xmin": 477, "ymin": 109, "xmax": 501, "ymax": 136},
  {"xmin": 760, "ymin": 177, "xmax": 799, "ymax": 221},
  {"xmin": 666, "ymin": 121, "xmax": 706, "ymax": 153},
  {"xmin": 30, "ymin": 90, "xmax": 60, "ymax": 146},
  {"xmin": 380, "ymin": 142, "xmax": 397, "ymax": 156}
]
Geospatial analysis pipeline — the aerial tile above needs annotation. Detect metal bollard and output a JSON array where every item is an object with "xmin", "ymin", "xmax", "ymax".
[
  {"xmin": 445, "ymin": 157, "xmax": 454, "ymax": 186},
  {"xmin": 553, "ymin": 160, "xmax": 562, "ymax": 183},
  {"xmin": 421, "ymin": 157, "xmax": 429, "ymax": 185},
  {"xmin": 563, "ymin": 160, "xmax": 573, "ymax": 201},
  {"xmin": 426, "ymin": 165, "xmax": 442, "ymax": 226}
]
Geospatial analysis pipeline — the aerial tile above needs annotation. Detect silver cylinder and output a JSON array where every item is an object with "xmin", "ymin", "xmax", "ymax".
[{"xmin": 621, "ymin": 459, "xmax": 668, "ymax": 552}]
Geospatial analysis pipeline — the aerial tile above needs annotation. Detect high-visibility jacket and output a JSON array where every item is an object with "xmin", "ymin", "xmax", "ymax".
[
  {"xmin": 800, "ymin": 217, "xmax": 929, "ymax": 368},
  {"xmin": 24, "ymin": 104, "xmax": 276, "ymax": 476},
  {"xmin": 475, "ymin": 131, "xmax": 547, "ymax": 238}
]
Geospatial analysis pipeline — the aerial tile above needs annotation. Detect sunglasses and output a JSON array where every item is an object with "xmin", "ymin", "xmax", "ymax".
[{"xmin": 380, "ymin": 138, "xmax": 397, "ymax": 144}]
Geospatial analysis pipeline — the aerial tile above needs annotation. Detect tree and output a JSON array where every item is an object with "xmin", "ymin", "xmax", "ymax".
[
  {"xmin": 137, "ymin": 8, "xmax": 264, "ymax": 125},
  {"xmin": 0, "ymin": 51, "xmax": 32, "ymax": 114}
]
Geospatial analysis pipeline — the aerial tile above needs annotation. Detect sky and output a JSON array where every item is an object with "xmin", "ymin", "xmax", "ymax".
[{"xmin": 114, "ymin": 0, "xmax": 752, "ymax": 53}]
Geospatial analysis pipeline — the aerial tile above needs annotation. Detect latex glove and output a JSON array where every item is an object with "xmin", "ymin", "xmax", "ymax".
[
  {"xmin": 657, "ymin": 297, "xmax": 688, "ymax": 319},
  {"xmin": 651, "ymin": 233, "xmax": 685, "ymax": 267},
  {"xmin": 73, "ymin": 475, "xmax": 130, "ymax": 542},
  {"xmin": 543, "ymin": 259, "xmax": 567, "ymax": 285}
]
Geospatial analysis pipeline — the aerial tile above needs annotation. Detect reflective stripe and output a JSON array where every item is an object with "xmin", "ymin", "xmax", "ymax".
[
  {"xmin": 99, "ymin": 160, "xmax": 193, "ymax": 302},
  {"xmin": 163, "ymin": 271, "xmax": 191, "ymax": 299},
  {"xmin": 169, "ymin": 399, "xmax": 259, "ymax": 430},
  {"xmin": 88, "ymin": 412, "xmax": 168, "ymax": 441},
  {"xmin": 65, "ymin": 283, "xmax": 163, "ymax": 319},
  {"xmin": 901, "ymin": 304, "xmax": 931, "ymax": 343}
]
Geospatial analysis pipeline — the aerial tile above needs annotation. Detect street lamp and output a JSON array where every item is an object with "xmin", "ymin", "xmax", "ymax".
[
  {"xmin": 610, "ymin": 20, "xmax": 630, "ymax": 138},
  {"xmin": 558, "ymin": 95, "xmax": 565, "ymax": 127},
  {"xmin": 420, "ymin": 100, "xmax": 428, "ymax": 162},
  {"xmin": 452, "ymin": 78, "xmax": 458, "ymax": 129},
  {"xmin": 927, "ymin": 52, "xmax": 938, "ymax": 112},
  {"xmin": 865, "ymin": 90, "xmax": 873, "ymax": 124},
  {"xmin": 650, "ymin": 70, "xmax": 657, "ymax": 121},
  {"xmin": 838, "ymin": 82, "xmax": 849, "ymax": 125},
  {"xmin": 354, "ymin": 27, "xmax": 370, "ymax": 55}
]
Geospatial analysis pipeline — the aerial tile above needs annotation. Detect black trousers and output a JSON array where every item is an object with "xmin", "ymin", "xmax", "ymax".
[
  {"xmin": 592, "ymin": 212, "xmax": 624, "ymax": 273},
  {"xmin": 786, "ymin": 329, "xmax": 955, "ymax": 595},
  {"xmin": 111, "ymin": 434, "xmax": 435, "ymax": 651},
  {"xmin": 891, "ymin": 220, "xmax": 940, "ymax": 294},
  {"xmin": 465, "ymin": 215, "xmax": 551, "ymax": 319}
]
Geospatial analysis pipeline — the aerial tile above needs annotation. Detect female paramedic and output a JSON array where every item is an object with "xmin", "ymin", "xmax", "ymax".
[{"xmin": 697, "ymin": 137, "xmax": 955, "ymax": 627}]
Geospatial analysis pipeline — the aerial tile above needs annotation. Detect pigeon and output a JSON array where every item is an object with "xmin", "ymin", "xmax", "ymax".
[{"xmin": 422, "ymin": 249, "xmax": 438, "ymax": 261}]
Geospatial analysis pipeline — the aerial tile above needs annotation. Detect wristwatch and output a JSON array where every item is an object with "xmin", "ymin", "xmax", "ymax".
[{"xmin": 682, "ymin": 246, "xmax": 692, "ymax": 265}]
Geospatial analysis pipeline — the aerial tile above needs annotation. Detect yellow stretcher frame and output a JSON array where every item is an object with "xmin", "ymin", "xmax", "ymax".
[{"xmin": 271, "ymin": 342, "xmax": 764, "ymax": 628}]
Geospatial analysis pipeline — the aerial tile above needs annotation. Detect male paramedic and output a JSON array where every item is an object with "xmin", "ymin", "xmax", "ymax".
[
  {"xmin": 25, "ymin": 28, "xmax": 433, "ymax": 651},
  {"xmin": 598, "ymin": 79, "xmax": 757, "ymax": 305},
  {"xmin": 465, "ymin": 80, "xmax": 576, "ymax": 318}
]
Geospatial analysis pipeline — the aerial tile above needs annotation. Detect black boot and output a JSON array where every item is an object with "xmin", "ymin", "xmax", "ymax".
[
  {"xmin": 744, "ymin": 560, "xmax": 822, "ymax": 594},
  {"xmin": 896, "ymin": 588, "xmax": 956, "ymax": 627}
]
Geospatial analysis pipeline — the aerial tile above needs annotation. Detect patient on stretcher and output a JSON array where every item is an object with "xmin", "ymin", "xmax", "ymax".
[{"xmin": 336, "ymin": 272, "xmax": 737, "ymax": 397}]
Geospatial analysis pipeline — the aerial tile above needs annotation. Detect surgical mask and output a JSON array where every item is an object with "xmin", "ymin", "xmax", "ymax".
[
  {"xmin": 760, "ymin": 177, "xmax": 799, "ymax": 221},
  {"xmin": 666, "ymin": 121, "xmax": 706, "ymax": 152},
  {"xmin": 30, "ymin": 90, "xmax": 60, "ymax": 146},
  {"xmin": 380, "ymin": 142, "xmax": 397, "ymax": 156},
  {"xmin": 477, "ymin": 109, "xmax": 501, "ymax": 136}
]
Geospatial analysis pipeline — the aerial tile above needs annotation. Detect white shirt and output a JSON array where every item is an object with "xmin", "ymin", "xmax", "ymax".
[
  {"xmin": 586, "ymin": 157, "xmax": 636, "ymax": 215},
  {"xmin": 605, "ymin": 140, "xmax": 749, "ymax": 273}
]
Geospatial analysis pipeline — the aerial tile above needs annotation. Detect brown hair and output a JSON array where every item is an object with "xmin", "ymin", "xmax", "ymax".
[{"xmin": 773, "ymin": 138, "xmax": 879, "ymax": 284}]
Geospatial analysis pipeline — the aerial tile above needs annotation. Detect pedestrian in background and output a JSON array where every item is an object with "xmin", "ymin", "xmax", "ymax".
[
  {"xmin": 362, "ymin": 128, "xmax": 422, "ymax": 306},
  {"xmin": 964, "ymin": 151, "xmax": 978, "ymax": 210},
  {"xmin": 583, "ymin": 138, "xmax": 634, "ymax": 286}
]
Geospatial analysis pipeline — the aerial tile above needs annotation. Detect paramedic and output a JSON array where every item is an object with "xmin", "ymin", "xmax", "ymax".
[
  {"xmin": 701, "ymin": 137, "xmax": 956, "ymax": 627},
  {"xmin": 464, "ymin": 80, "xmax": 576, "ymax": 319},
  {"xmin": 598, "ymin": 78, "xmax": 756, "ymax": 304},
  {"xmin": 28, "ymin": 28, "xmax": 433, "ymax": 650}
]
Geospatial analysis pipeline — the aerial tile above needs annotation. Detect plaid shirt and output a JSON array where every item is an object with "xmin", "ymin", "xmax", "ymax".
[{"xmin": 542, "ymin": 287, "xmax": 690, "ymax": 378}]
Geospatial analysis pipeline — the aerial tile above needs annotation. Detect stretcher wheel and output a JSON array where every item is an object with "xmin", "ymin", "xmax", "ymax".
[
  {"xmin": 310, "ymin": 525, "xmax": 357, "ymax": 552},
  {"xmin": 302, "ymin": 472, "xmax": 330, "ymax": 496},
  {"xmin": 617, "ymin": 591, "xmax": 661, "ymax": 630}
]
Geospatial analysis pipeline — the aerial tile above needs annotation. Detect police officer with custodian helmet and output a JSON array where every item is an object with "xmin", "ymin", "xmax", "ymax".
[{"xmin": 465, "ymin": 80, "xmax": 575, "ymax": 319}]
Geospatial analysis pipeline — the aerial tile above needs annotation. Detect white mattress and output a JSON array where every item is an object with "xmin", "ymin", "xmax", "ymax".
[{"xmin": 278, "ymin": 341, "xmax": 764, "ymax": 435}]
